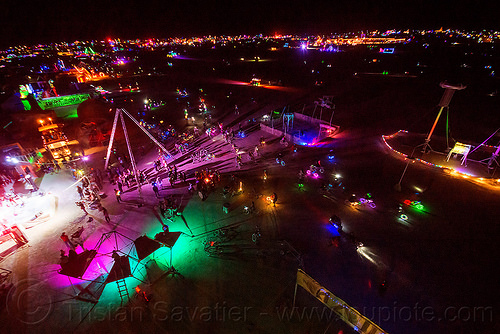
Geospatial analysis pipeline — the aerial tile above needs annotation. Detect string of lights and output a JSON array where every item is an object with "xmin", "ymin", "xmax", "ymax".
[{"xmin": 382, "ymin": 131, "xmax": 500, "ymax": 187}]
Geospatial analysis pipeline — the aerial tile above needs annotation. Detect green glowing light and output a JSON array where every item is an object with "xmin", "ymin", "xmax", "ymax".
[
  {"xmin": 37, "ymin": 93, "xmax": 90, "ymax": 110},
  {"xmin": 414, "ymin": 203, "xmax": 424, "ymax": 211},
  {"xmin": 84, "ymin": 47, "xmax": 95, "ymax": 55},
  {"xmin": 21, "ymin": 99, "xmax": 31, "ymax": 111},
  {"xmin": 63, "ymin": 111, "xmax": 79, "ymax": 119}
]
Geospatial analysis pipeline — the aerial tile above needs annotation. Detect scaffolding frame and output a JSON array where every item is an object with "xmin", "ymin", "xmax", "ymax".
[{"xmin": 104, "ymin": 108, "xmax": 173, "ymax": 200}]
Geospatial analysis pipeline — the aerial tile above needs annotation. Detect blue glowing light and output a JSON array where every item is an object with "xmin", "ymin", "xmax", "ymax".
[
  {"xmin": 325, "ymin": 223, "xmax": 341, "ymax": 236},
  {"xmin": 379, "ymin": 47, "xmax": 395, "ymax": 54}
]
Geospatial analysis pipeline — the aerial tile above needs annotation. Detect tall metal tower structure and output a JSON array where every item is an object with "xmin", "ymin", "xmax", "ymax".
[
  {"xmin": 422, "ymin": 82, "xmax": 466, "ymax": 153},
  {"xmin": 104, "ymin": 108, "xmax": 173, "ymax": 199}
]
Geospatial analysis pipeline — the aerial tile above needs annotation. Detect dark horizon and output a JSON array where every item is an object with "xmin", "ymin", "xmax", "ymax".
[{"xmin": 1, "ymin": 0, "xmax": 500, "ymax": 47}]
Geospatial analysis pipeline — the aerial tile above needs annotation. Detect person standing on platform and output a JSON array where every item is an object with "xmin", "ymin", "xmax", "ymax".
[
  {"xmin": 152, "ymin": 183, "xmax": 159, "ymax": 197},
  {"xmin": 61, "ymin": 232, "xmax": 75, "ymax": 250},
  {"xmin": 68, "ymin": 249, "xmax": 77, "ymax": 261},
  {"xmin": 114, "ymin": 189, "xmax": 122, "ymax": 203},
  {"xmin": 71, "ymin": 227, "xmax": 86, "ymax": 251},
  {"xmin": 77, "ymin": 185, "xmax": 84, "ymax": 199},
  {"xmin": 76, "ymin": 201, "xmax": 88, "ymax": 215},
  {"xmin": 272, "ymin": 192, "xmax": 278, "ymax": 207},
  {"xmin": 60, "ymin": 250, "xmax": 69, "ymax": 266},
  {"xmin": 102, "ymin": 207, "xmax": 111, "ymax": 223}
]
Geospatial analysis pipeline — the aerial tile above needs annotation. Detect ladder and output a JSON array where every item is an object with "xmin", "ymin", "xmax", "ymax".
[{"xmin": 116, "ymin": 279, "xmax": 129, "ymax": 305}]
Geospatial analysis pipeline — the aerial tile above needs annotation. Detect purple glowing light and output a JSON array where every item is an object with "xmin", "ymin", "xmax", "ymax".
[{"xmin": 112, "ymin": 58, "xmax": 129, "ymax": 65}]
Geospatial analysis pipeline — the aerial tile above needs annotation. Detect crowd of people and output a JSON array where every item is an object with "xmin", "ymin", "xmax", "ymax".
[
  {"xmin": 0, "ymin": 172, "xmax": 15, "ymax": 191},
  {"xmin": 53, "ymin": 113, "xmax": 283, "ymax": 267},
  {"xmin": 193, "ymin": 168, "xmax": 221, "ymax": 200},
  {"xmin": 74, "ymin": 168, "xmax": 110, "ymax": 223},
  {"xmin": 157, "ymin": 196, "xmax": 182, "ymax": 225}
]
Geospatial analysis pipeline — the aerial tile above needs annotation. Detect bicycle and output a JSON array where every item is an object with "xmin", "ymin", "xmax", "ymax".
[
  {"xmin": 345, "ymin": 194, "xmax": 360, "ymax": 208},
  {"xmin": 249, "ymin": 189, "xmax": 263, "ymax": 200},
  {"xmin": 251, "ymin": 226, "xmax": 261, "ymax": 244},
  {"xmin": 243, "ymin": 203, "xmax": 256, "ymax": 214},
  {"xmin": 280, "ymin": 137, "xmax": 289, "ymax": 147},
  {"xmin": 212, "ymin": 227, "xmax": 229, "ymax": 241},
  {"xmin": 307, "ymin": 164, "xmax": 325, "ymax": 174},
  {"xmin": 359, "ymin": 197, "xmax": 376, "ymax": 209},
  {"xmin": 276, "ymin": 156, "xmax": 286, "ymax": 166},
  {"xmin": 203, "ymin": 239, "xmax": 222, "ymax": 256}
]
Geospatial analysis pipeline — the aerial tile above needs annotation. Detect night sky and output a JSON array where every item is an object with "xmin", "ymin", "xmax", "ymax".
[{"xmin": 1, "ymin": 0, "xmax": 499, "ymax": 47}]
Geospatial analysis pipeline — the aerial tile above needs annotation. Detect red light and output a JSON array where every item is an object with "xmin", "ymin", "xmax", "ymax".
[{"xmin": 403, "ymin": 199, "xmax": 411, "ymax": 206}]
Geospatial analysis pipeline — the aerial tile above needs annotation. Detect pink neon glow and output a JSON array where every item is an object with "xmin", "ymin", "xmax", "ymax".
[{"xmin": 214, "ymin": 79, "xmax": 250, "ymax": 86}]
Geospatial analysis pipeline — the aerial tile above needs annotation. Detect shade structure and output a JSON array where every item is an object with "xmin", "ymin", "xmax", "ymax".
[
  {"xmin": 154, "ymin": 231, "xmax": 181, "ymax": 248},
  {"xmin": 106, "ymin": 255, "xmax": 132, "ymax": 283},
  {"xmin": 59, "ymin": 250, "xmax": 97, "ymax": 278},
  {"xmin": 133, "ymin": 235, "xmax": 162, "ymax": 261}
]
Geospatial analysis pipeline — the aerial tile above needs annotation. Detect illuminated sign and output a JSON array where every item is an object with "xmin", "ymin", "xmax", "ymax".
[{"xmin": 379, "ymin": 48, "xmax": 395, "ymax": 54}]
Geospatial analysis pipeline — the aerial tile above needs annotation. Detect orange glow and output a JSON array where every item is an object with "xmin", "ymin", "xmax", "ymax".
[{"xmin": 71, "ymin": 66, "xmax": 109, "ymax": 83}]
